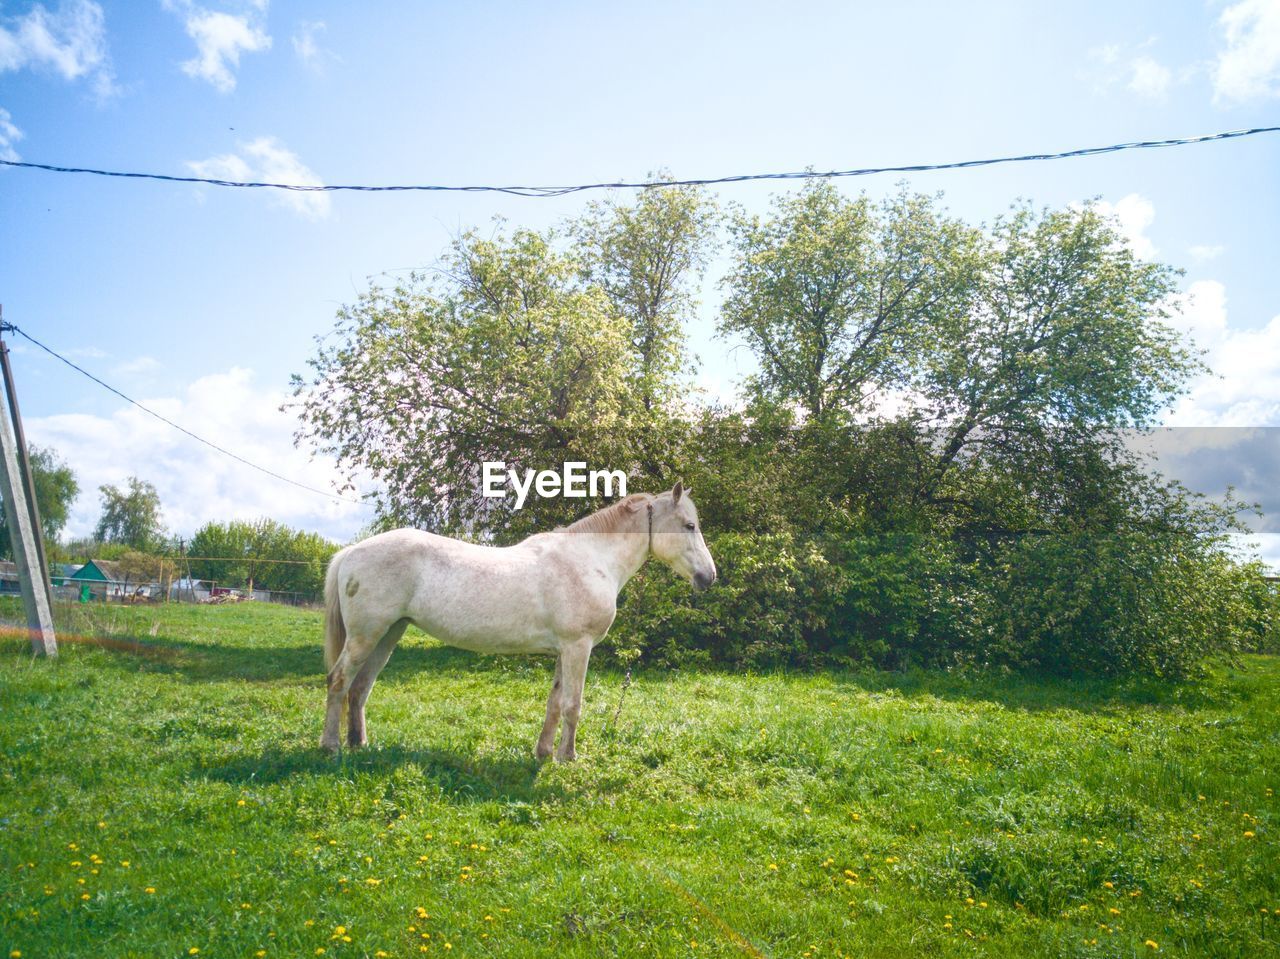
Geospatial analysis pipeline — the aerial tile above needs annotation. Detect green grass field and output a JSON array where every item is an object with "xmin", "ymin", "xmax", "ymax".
[{"xmin": 1, "ymin": 600, "xmax": 1277, "ymax": 959}]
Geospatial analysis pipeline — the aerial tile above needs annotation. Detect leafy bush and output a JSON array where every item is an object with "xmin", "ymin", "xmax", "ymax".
[
  {"xmin": 610, "ymin": 531, "xmax": 845, "ymax": 669},
  {"xmin": 605, "ymin": 525, "xmax": 1275, "ymax": 679}
]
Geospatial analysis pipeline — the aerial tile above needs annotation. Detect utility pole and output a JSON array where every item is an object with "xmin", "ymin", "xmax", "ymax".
[
  {"xmin": 0, "ymin": 310, "xmax": 57, "ymax": 655},
  {"xmin": 179, "ymin": 537, "xmax": 196, "ymax": 602}
]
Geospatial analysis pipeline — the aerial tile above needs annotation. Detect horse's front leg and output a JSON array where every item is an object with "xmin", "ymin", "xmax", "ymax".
[
  {"xmin": 535, "ymin": 654, "xmax": 563, "ymax": 760},
  {"xmin": 555, "ymin": 639, "xmax": 594, "ymax": 762}
]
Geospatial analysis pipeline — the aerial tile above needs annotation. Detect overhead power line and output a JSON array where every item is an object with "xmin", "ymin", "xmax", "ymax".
[
  {"xmin": 2, "ymin": 126, "xmax": 1277, "ymax": 198},
  {"xmin": 2, "ymin": 323, "xmax": 370, "ymax": 510}
]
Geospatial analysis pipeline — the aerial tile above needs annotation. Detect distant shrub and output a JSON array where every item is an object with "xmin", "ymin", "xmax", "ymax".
[
  {"xmin": 605, "ymin": 528, "xmax": 1274, "ymax": 680},
  {"xmin": 610, "ymin": 531, "xmax": 844, "ymax": 669}
]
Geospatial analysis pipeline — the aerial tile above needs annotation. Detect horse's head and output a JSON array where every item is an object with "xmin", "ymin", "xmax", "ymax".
[{"xmin": 648, "ymin": 482, "xmax": 717, "ymax": 591}]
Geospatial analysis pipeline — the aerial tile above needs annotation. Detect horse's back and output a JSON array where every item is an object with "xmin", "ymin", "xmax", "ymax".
[{"xmin": 333, "ymin": 528, "xmax": 576, "ymax": 654}]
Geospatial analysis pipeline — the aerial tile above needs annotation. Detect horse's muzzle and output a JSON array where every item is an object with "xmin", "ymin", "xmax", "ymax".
[{"xmin": 693, "ymin": 569, "xmax": 717, "ymax": 591}]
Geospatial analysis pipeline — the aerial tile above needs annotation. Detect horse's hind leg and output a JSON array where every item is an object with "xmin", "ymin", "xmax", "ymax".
[
  {"xmin": 347, "ymin": 619, "xmax": 408, "ymax": 748},
  {"xmin": 320, "ymin": 631, "xmax": 380, "ymax": 753},
  {"xmin": 535, "ymin": 654, "xmax": 564, "ymax": 760}
]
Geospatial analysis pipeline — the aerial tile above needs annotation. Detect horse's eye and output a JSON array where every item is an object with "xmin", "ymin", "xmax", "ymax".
[{"xmin": 685, "ymin": 522, "xmax": 696, "ymax": 531}]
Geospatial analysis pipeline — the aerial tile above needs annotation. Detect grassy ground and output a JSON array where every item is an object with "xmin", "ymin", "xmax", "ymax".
[{"xmin": 1, "ymin": 600, "xmax": 1277, "ymax": 959}]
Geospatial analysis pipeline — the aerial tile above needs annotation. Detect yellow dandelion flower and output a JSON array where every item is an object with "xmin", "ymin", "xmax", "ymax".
[
  {"xmin": 1244, "ymin": 831, "xmax": 1256, "ymax": 838},
  {"xmin": 444, "ymin": 944, "xmax": 452, "ymax": 950},
  {"xmin": 333, "ymin": 927, "xmax": 346, "ymax": 936},
  {"xmin": 1103, "ymin": 881, "xmax": 1114, "ymax": 889},
  {"xmin": 80, "ymin": 893, "xmax": 90, "ymax": 901},
  {"xmin": 1109, "ymin": 908, "xmax": 1121, "ymax": 916},
  {"xmin": 1145, "ymin": 941, "xmax": 1158, "ymax": 950},
  {"xmin": 316, "ymin": 950, "xmax": 326, "ymax": 956},
  {"xmin": 145, "ymin": 887, "xmax": 156, "ymax": 894},
  {"xmin": 11, "ymin": 950, "xmax": 22, "ymax": 958},
  {"xmin": 257, "ymin": 952, "xmax": 267, "ymax": 957},
  {"xmin": 768, "ymin": 863, "xmax": 778, "ymax": 871},
  {"xmin": 237, "ymin": 799, "xmax": 246, "ymax": 807},
  {"xmin": 943, "ymin": 922, "xmax": 953, "ymax": 930},
  {"xmin": 189, "ymin": 950, "xmax": 200, "ymax": 956}
]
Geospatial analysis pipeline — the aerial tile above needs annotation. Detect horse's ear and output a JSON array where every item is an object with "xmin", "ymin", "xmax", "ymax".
[{"xmin": 672, "ymin": 481, "xmax": 684, "ymax": 503}]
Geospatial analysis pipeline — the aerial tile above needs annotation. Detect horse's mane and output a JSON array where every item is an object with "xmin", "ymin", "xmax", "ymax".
[{"xmin": 559, "ymin": 493, "xmax": 654, "ymax": 535}]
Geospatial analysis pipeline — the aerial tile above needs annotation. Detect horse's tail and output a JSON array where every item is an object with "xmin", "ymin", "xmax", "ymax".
[{"xmin": 324, "ymin": 548, "xmax": 349, "ymax": 672}]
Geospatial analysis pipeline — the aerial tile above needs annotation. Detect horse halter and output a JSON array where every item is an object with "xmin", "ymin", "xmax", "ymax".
[{"xmin": 646, "ymin": 501, "xmax": 654, "ymax": 554}]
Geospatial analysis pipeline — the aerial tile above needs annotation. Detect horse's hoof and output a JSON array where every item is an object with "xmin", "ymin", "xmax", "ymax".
[
  {"xmin": 555, "ymin": 751, "xmax": 578, "ymax": 763},
  {"xmin": 320, "ymin": 738, "xmax": 341, "ymax": 755}
]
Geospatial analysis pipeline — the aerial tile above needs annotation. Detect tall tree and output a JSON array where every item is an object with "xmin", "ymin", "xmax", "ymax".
[
  {"xmin": 189, "ymin": 518, "xmax": 337, "ymax": 595},
  {"xmin": 720, "ymin": 182, "xmax": 979, "ymax": 419},
  {"xmin": 571, "ymin": 180, "xmax": 717, "ymax": 413},
  {"xmin": 916, "ymin": 201, "xmax": 1199, "ymax": 503},
  {"xmin": 94, "ymin": 477, "xmax": 165, "ymax": 550},
  {"xmin": 291, "ymin": 226, "xmax": 634, "ymax": 539},
  {"xmin": 0, "ymin": 445, "xmax": 78, "ymax": 561}
]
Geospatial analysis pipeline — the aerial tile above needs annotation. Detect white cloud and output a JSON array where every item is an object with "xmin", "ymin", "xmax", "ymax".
[
  {"xmin": 1214, "ymin": 0, "xmax": 1280, "ymax": 102},
  {"xmin": 0, "ymin": 106, "xmax": 23, "ymax": 162},
  {"xmin": 187, "ymin": 136, "xmax": 331, "ymax": 219},
  {"xmin": 1128, "ymin": 55, "xmax": 1172, "ymax": 97},
  {"xmin": 167, "ymin": 2, "xmax": 271, "ymax": 93},
  {"xmin": 1085, "ymin": 39, "xmax": 1185, "ymax": 100},
  {"xmin": 1166, "ymin": 279, "xmax": 1229, "ymax": 354},
  {"xmin": 1088, "ymin": 193, "xmax": 1157, "ymax": 260},
  {"xmin": 111, "ymin": 355, "xmax": 161, "ymax": 377},
  {"xmin": 1188, "ymin": 244, "xmax": 1226, "ymax": 263},
  {"xmin": 292, "ymin": 19, "xmax": 333, "ymax": 70},
  {"xmin": 1165, "ymin": 281, "xmax": 1280, "ymax": 427},
  {"xmin": 27, "ymin": 366, "xmax": 372, "ymax": 543},
  {"xmin": 0, "ymin": 0, "xmax": 115, "ymax": 97}
]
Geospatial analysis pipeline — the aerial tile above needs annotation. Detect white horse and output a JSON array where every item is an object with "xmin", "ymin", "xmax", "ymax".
[{"xmin": 321, "ymin": 483, "xmax": 716, "ymax": 761}]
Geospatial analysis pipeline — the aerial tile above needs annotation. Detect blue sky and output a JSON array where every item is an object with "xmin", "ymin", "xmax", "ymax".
[{"xmin": 1, "ymin": 0, "xmax": 1278, "ymax": 560}]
